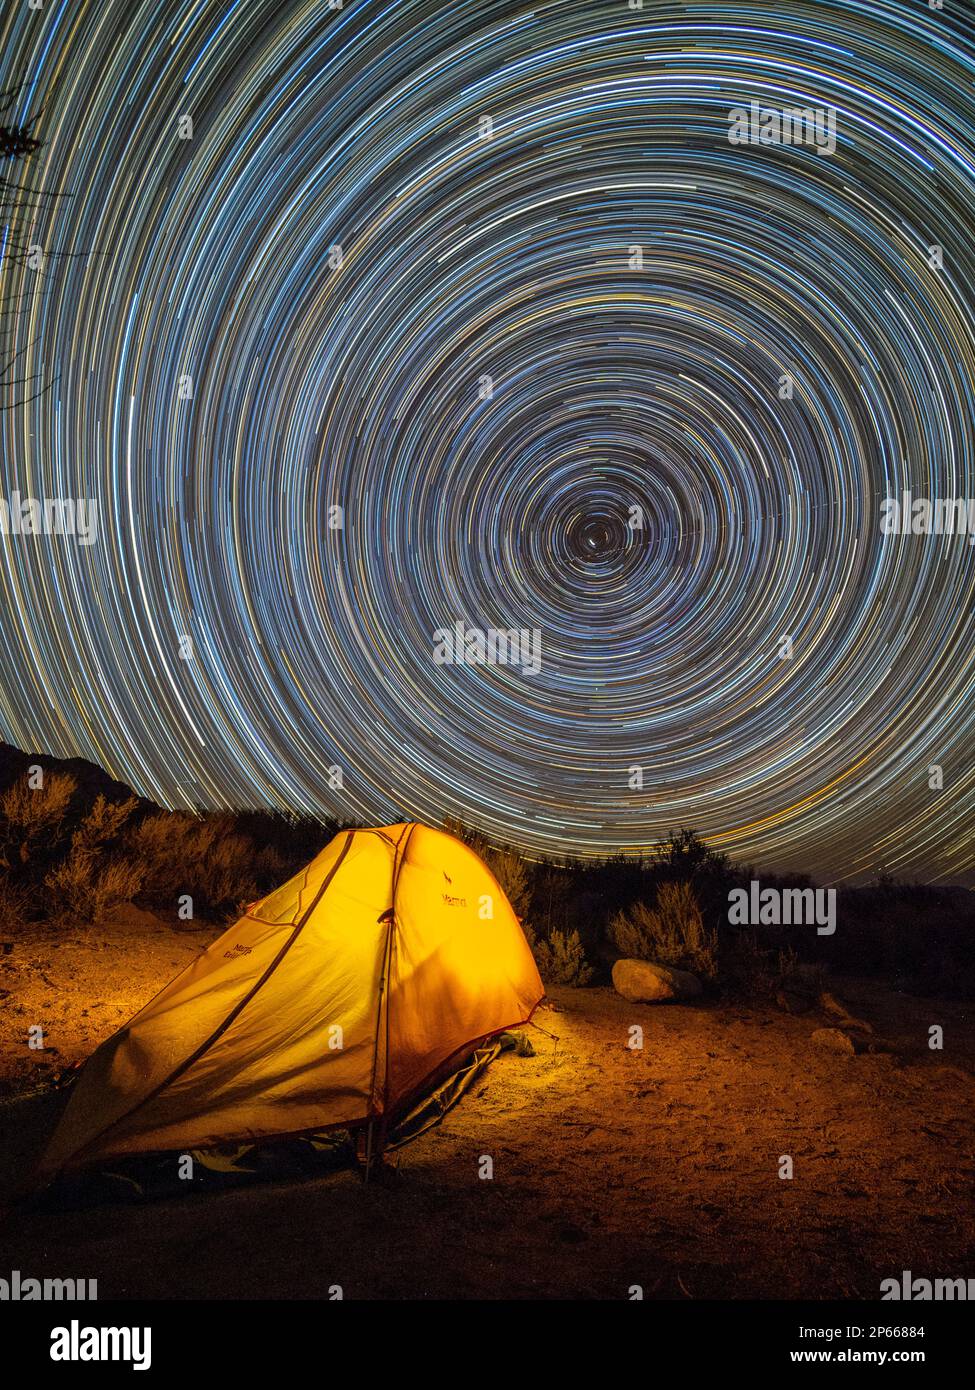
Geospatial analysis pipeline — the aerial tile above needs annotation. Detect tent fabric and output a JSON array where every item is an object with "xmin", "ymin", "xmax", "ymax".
[
  {"xmin": 385, "ymin": 1029, "xmax": 533, "ymax": 1150},
  {"xmin": 38, "ymin": 823, "xmax": 543, "ymax": 1176},
  {"xmin": 31, "ymin": 1033, "xmax": 534, "ymax": 1210}
]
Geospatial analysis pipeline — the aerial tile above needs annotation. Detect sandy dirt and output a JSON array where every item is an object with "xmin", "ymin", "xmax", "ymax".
[{"xmin": 1, "ymin": 916, "xmax": 973, "ymax": 1299}]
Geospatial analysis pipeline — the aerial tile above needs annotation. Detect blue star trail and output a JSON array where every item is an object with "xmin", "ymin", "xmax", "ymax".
[{"xmin": 1, "ymin": 0, "xmax": 974, "ymax": 881}]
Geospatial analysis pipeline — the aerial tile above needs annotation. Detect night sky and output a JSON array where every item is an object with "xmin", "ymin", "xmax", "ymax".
[{"xmin": 1, "ymin": 0, "xmax": 974, "ymax": 882}]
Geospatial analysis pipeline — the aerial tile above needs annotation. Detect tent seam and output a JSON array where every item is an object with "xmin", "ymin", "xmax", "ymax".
[{"xmin": 56, "ymin": 829, "xmax": 357, "ymax": 1172}]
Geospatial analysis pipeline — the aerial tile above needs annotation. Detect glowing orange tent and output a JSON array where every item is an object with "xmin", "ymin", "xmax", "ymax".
[{"xmin": 38, "ymin": 822, "xmax": 543, "ymax": 1176}]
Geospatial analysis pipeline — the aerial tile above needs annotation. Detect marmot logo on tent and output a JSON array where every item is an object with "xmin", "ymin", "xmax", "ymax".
[
  {"xmin": 442, "ymin": 893, "xmax": 467, "ymax": 907},
  {"xmin": 224, "ymin": 943, "xmax": 253, "ymax": 958}
]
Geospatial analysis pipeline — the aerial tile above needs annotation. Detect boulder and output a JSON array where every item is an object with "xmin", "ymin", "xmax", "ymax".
[
  {"xmin": 811, "ymin": 1027, "xmax": 861, "ymax": 1055},
  {"xmin": 819, "ymin": 990, "xmax": 873, "ymax": 1033},
  {"xmin": 612, "ymin": 958, "xmax": 702, "ymax": 1003},
  {"xmin": 819, "ymin": 990, "xmax": 848, "ymax": 1018}
]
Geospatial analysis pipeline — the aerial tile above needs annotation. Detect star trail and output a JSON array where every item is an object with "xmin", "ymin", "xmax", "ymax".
[{"xmin": 1, "ymin": 0, "xmax": 974, "ymax": 881}]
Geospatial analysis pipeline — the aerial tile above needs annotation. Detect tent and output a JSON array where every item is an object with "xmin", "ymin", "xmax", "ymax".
[{"xmin": 38, "ymin": 822, "xmax": 544, "ymax": 1178}]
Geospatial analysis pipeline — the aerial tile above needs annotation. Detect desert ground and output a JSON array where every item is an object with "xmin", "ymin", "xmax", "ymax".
[{"xmin": 1, "ymin": 911, "xmax": 973, "ymax": 1300}]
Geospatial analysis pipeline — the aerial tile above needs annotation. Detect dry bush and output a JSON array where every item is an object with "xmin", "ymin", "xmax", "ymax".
[
  {"xmin": 776, "ymin": 946, "xmax": 827, "ymax": 996},
  {"xmin": 74, "ymin": 793, "xmax": 138, "ymax": 849},
  {"xmin": 128, "ymin": 809, "xmax": 196, "ymax": 878},
  {"xmin": 0, "ymin": 772, "xmax": 76, "ymax": 867},
  {"xmin": 524, "ymin": 923, "xmax": 593, "ymax": 986},
  {"xmin": 0, "ymin": 874, "xmax": 32, "ymax": 931},
  {"xmin": 442, "ymin": 816, "xmax": 486, "ymax": 851},
  {"xmin": 41, "ymin": 793, "xmax": 143, "ymax": 925},
  {"xmin": 204, "ymin": 830, "xmax": 263, "ymax": 915},
  {"xmin": 128, "ymin": 810, "xmax": 215, "ymax": 893},
  {"xmin": 223, "ymin": 808, "xmax": 331, "ymax": 875},
  {"xmin": 127, "ymin": 810, "xmax": 267, "ymax": 918},
  {"xmin": 46, "ymin": 848, "xmax": 144, "ymax": 924},
  {"xmin": 610, "ymin": 881, "xmax": 717, "ymax": 979},
  {"xmin": 721, "ymin": 931, "xmax": 778, "ymax": 996},
  {"xmin": 609, "ymin": 899, "xmax": 656, "ymax": 959},
  {"xmin": 486, "ymin": 848, "xmax": 531, "ymax": 920},
  {"xmin": 718, "ymin": 934, "xmax": 828, "ymax": 998}
]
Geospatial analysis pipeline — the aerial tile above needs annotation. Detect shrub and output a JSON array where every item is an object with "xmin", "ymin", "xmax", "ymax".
[
  {"xmin": 662, "ymin": 828, "xmax": 728, "ymax": 878},
  {"xmin": 46, "ymin": 848, "xmax": 144, "ymax": 924},
  {"xmin": 716, "ymin": 936, "xmax": 828, "ymax": 999},
  {"xmin": 0, "ymin": 772, "xmax": 76, "ymax": 868},
  {"xmin": 203, "ymin": 830, "xmax": 265, "ymax": 916},
  {"xmin": 719, "ymin": 932, "xmax": 772, "ymax": 995},
  {"xmin": 609, "ymin": 881, "xmax": 717, "ymax": 979},
  {"xmin": 531, "ymin": 865, "xmax": 573, "ymax": 936},
  {"xmin": 42, "ymin": 793, "xmax": 143, "ymax": 924},
  {"xmin": 73, "ymin": 793, "xmax": 138, "ymax": 849},
  {"xmin": 221, "ymin": 809, "xmax": 333, "ymax": 877},
  {"xmin": 525, "ymin": 924, "xmax": 593, "ymax": 986},
  {"xmin": 0, "ymin": 875, "xmax": 31, "ymax": 931},
  {"xmin": 442, "ymin": 816, "xmax": 488, "ymax": 854},
  {"xmin": 486, "ymin": 848, "xmax": 531, "ymax": 920},
  {"xmin": 127, "ymin": 809, "xmax": 282, "ymax": 919},
  {"xmin": 776, "ymin": 946, "xmax": 827, "ymax": 996}
]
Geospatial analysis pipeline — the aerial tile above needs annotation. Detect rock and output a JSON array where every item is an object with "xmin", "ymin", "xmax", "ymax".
[
  {"xmin": 612, "ymin": 958, "xmax": 702, "ymax": 1003},
  {"xmin": 844, "ymin": 1016, "xmax": 874, "ymax": 1034},
  {"xmin": 811, "ymin": 1027, "xmax": 860, "ymax": 1055},
  {"xmin": 818, "ymin": 990, "xmax": 873, "ymax": 1033}
]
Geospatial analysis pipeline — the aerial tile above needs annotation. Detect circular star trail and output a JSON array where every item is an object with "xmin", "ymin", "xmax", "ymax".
[{"xmin": 1, "ymin": 0, "xmax": 975, "ymax": 880}]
